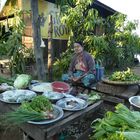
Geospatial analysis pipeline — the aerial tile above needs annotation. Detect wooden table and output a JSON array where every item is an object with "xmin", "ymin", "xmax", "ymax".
[{"xmin": 0, "ymin": 100, "xmax": 103, "ymax": 140}]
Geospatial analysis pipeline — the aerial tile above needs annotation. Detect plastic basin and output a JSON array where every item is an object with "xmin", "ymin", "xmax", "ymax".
[{"xmin": 51, "ymin": 81, "xmax": 70, "ymax": 93}]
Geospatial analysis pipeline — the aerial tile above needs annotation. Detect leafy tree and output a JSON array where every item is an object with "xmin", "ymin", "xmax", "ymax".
[
  {"xmin": 104, "ymin": 13, "xmax": 140, "ymax": 69},
  {"xmin": 0, "ymin": 9, "xmax": 34, "ymax": 75}
]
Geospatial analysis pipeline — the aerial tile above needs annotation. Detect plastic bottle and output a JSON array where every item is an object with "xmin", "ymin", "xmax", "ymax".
[{"xmin": 96, "ymin": 61, "xmax": 100, "ymax": 81}]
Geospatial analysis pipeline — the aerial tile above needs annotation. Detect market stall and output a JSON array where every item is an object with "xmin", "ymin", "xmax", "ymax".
[{"xmin": 0, "ymin": 75, "xmax": 103, "ymax": 140}]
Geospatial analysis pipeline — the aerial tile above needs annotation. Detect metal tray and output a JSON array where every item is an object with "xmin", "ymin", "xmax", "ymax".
[
  {"xmin": 28, "ymin": 105, "xmax": 64, "ymax": 125},
  {"xmin": 0, "ymin": 90, "xmax": 37, "ymax": 104},
  {"xmin": 43, "ymin": 91, "xmax": 64, "ymax": 101},
  {"xmin": 29, "ymin": 82, "xmax": 53, "ymax": 93},
  {"xmin": 56, "ymin": 97, "xmax": 88, "ymax": 111},
  {"xmin": 102, "ymin": 77, "xmax": 140, "ymax": 85}
]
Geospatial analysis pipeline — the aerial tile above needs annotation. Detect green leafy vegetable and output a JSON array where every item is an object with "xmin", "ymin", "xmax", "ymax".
[
  {"xmin": 88, "ymin": 92, "xmax": 101, "ymax": 103},
  {"xmin": 14, "ymin": 74, "xmax": 31, "ymax": 89},
  {"xmin": 109, "ymin": 68, "xmax": 140, "ymax": 81},
  {"xmin": 1, "ymin": 95, "xmax": 53, "ymax": 126},
  {"xmin": 90, "ymin": 104, "xmax": 140, "ymax": 140}
]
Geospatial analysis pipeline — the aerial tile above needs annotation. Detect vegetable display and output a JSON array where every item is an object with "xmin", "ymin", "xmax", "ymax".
[
  {"xmin": 14, "ymin": 74, "xmax": 31, "ymax": 89},
  {"xmin": 109, "ymin": 68, "xmax": 140, "ymax": 81},
  {"xmin": 90, "ymin": 104, "xmax": 140, "ymax": 140},
  {"xmin": 2, "ymin": 95, "xmax": 53, "ymax": 125}
]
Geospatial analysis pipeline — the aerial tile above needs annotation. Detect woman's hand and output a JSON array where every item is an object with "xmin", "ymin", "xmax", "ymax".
[{"xmin": 72, "ymin": 77, "xmax": 80, "ymax": 82}]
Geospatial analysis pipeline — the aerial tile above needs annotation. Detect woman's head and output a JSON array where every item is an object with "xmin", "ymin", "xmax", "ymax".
[{"xmin": 73, "ymin": 42, "xmax": 84, "ymax": 54}]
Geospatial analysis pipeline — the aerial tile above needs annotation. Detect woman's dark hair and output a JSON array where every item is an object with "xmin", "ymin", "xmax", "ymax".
[{"xmin": 75, "ymin": 41, "xmax": 83, "ymax": 47}]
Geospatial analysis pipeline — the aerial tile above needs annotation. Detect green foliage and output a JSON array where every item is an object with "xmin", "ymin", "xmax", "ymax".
[
  {"xmin": 104, "ymin": 13, "xmax": 140, "ymax": 69},
  {"xmin": 53, "ymin": 48, "xmax": 73, "ymax": 79},
  {"xmin": 0, "ymin": 8, "xmax": 35, "ymax": 75}
]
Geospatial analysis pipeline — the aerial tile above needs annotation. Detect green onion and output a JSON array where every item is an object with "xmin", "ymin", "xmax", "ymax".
[{"xmin": 1, "ymin": 108, "xmax": 45, "ymax": 126}]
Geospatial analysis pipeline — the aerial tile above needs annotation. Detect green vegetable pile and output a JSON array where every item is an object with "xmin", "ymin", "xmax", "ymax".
[
  {"xmin": 90, "ymin": 104, "xmax": 140, "ymax": 140},
  {"xmin": 14, "ymin": 74, "xmax": 31, "ymax": 89},
  {"xmin": 1, "ymin": 96, "xmax": 53, "ymax": 125},
  {"xmin": 88, "ymin": 92, "xmax": 101, "ymax": 103},
  {"xmin": 20, "ymin": 95, "xmax": 53, "ymax": 113},
  {"xmin": 109, "ymin": 68, "xmax": 140, "ymax": 81}
]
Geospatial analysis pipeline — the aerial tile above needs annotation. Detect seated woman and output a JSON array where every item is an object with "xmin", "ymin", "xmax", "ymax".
[{"xmin": 62, "ymin": 41, "xmax": 96, "ymax": 87}]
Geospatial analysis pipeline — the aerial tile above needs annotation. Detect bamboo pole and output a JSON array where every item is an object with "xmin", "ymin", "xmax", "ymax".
[{"xmin": 48, "ymin": 14, "xmax": 53, "ymax": 81}]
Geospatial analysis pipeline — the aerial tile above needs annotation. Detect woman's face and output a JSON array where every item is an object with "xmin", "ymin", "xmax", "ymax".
[{"xmin": 74, "ymin": 43, "xmax": 83, "ymax": 54}]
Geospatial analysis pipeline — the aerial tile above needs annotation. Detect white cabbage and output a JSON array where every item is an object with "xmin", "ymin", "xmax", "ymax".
[{"xmin": 14, "ymin": 74, "xmax": 31, "ymax": 89}]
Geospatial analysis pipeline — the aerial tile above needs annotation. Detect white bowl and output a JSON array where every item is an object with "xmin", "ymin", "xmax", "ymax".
[{"xmin": 129, "ymin": 96, "xmax": 140, "ymax": 111}]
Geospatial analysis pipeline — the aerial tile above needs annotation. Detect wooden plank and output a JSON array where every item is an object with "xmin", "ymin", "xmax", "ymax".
[
  {"xmin": 0, "ymin": 101, "xmax": 19, "ymax": 113},
  {"xmin": 45, "ymin": 101, "xmax": 103, "ymax": 139},
  {"xmin": 101, "ymin": 94, "xmax": 125, "ymax": 104},
  {"xmin": 21, "ymin": 124, "xmax": 45, "ymax": 140}
]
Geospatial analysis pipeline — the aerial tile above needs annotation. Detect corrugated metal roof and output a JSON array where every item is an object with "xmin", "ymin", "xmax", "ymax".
[{"xmin": 0, "ymin": 0, "xmax": 8, "ymax": 13}]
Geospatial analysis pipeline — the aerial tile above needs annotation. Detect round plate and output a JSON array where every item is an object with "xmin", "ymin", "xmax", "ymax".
[
  {"xmin": 28, "ymin": 105, "xmax": 64, "ymax": 125},
  {"xmin": 56, "ymin": 97, "xmax": 88, "ymax": 111},
  {"xmin": 102, "ymin": 77, "xmax": 140, "ymax": 85},
  {"xmin": 0, "ymin": 90, "xmax": 37, "ymax": 104},
  {"xmin": 129, "ymin": 96, "xmax": 140, "ymax": 108},
  {"xmin": 43, "ymin": 91, "xmax": 64, "ymax": 101},
  {"xmin": 29, "ymin": 83, "xmax": 53, "ymax": 93}
]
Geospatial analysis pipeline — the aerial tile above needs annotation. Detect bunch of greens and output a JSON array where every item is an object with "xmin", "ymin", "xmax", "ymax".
[
  {"xmin": 1, "ymin": 96, "xmax": 53, "ymax": 126},
  {"xmin": 88, "ymin": 92, "xmax": 101, "ymax": 103},
  {"xmin": 109, "ymin": 68, "xmax": 140, "ymax": 81},
  {"xmin": 90, "ymin": 104, "xmax": 140, "ymax": 140},
  {"xmin": 20, "ymin": 95, "xmax": 53, "ymax": 112}
]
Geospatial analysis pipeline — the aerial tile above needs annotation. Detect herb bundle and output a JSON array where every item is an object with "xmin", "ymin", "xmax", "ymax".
[{"xmin": 1, "ymin": 95, "xmax": 53, "ymax": 126}]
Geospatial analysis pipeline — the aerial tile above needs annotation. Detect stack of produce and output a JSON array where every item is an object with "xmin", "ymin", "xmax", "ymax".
[
  {"xmin": 90, "ymin": 104, "xmax": 140, "ymax": 140},
  {"xmin": 2, "ymin": 95, "xmax": 53, "ymax": 125},
  {"xmin": 109, "ymin": 68, "xmax": 140, "ymax": 81}
]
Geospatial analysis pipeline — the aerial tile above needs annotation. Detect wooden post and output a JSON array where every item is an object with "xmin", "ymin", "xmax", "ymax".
[
  {"xmin": 30, "ymin": 0, "xmax": 46, "ymax": 81},
  {"xmin": 48, "ymin": 15, "xmax": 53, "ymax": 81}
]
